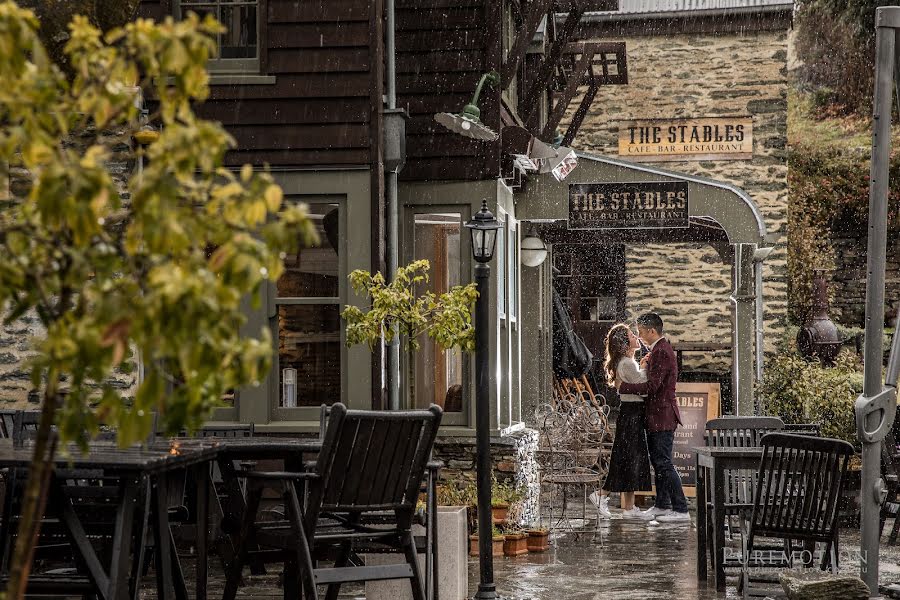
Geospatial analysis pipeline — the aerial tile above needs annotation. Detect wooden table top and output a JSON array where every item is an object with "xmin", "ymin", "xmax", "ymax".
[{"xmin": 0, "ymin": 441, "xmax": 219, "ymax": 473}]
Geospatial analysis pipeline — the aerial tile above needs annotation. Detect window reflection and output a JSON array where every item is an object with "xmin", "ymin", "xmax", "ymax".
[
  {"xmin": 277, "ymin": 304, "xmax": 341, "ymax": 407},
  {"xmin": 277, "ymin": 204, "xmax": 340, "ymax": 298},
  {"xmin": 413, "ymin": 213, "xmax": 463, "ymax": 412}
]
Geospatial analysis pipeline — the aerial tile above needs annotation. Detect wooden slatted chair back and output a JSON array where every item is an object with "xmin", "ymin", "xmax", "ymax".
[
  {"xmin": 705, "ymin": 416, "xmax": 784, "ymax": 511},
  {"xmin": 749, "ymin": 433, "xmax": 854, "ymax": 544},
  {"xmin": 307, "ymin": 404, "xmax": 442, "ymax": 518}
]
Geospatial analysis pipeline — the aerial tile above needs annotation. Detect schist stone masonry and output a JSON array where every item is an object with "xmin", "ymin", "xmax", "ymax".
[
  {"xmin": 569, "ymin": 181, "xmax": 689, "ymax": 229},
  {"xmin": 618, "ymin": 117, "xmax": 754, "ymax": 161}
]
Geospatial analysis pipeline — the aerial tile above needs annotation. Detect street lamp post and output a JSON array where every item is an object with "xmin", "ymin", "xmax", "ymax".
[{"xmin": 465, "ymin": 200, "xmax": 501, "ymax": 600}]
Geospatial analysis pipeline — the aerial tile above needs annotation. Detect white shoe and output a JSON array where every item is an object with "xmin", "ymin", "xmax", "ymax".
[
  {"xmin": 589, "ymin": 492, "xmax": 612, "ymax": 519},
  {"xmin": 637, "ymin": 506, "xmax": 670, "ymax": 520},
  {"xmin": 620, "ymin": 506, "xmax": 644, "ymax": 520},
  {"xmin": 656, "ymin": 511, "xmax": 691, "ymax": 524}
]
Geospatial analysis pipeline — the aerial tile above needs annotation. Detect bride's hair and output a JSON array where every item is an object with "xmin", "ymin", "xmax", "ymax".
[{"xmin": 605, "ymin": 324, "xmax": 632, "ymax": 387}]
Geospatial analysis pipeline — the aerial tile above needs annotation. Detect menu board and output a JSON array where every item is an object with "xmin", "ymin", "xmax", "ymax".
[
  {"xmin": 673, "ymin": 382, "xmax": 720, "ymax": 497},
  {"xmin": 636, "ymin": 382, "xmax": 720, "ymax": 498}
]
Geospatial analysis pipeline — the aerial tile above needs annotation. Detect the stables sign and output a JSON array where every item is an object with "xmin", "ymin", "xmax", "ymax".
[
  {"xmin": 618, "ymin": 117, "xmax": 754, "ymax": 162},
  {"xmin": 568, "ymin": 181, "xmax": 689, "ymax": 229}
]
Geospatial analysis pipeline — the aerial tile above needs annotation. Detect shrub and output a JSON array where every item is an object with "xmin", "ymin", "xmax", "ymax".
[{"xmin": 758, "ymin": 348, "xmax": 863, "ymax": 446}]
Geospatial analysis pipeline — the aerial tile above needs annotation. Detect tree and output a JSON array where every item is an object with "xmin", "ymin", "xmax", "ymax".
[
  {"xmin": 0, "ymin": 3, "xmax": 315, "ymax": 595},
  {"xmin": 341, "ymin": 260, "xmax": 477, "ymax": 408}
]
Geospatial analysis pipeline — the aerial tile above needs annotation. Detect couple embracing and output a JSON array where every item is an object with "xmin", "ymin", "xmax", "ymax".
[{"xmin": 589, "ymin": 313, "xmax": 690, "ymax": 523}]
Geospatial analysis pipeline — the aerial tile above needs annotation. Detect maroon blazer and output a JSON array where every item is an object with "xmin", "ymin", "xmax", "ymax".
[{"xmin": 618, "ymin": 337, "xmax": 682, "ymax": 432}]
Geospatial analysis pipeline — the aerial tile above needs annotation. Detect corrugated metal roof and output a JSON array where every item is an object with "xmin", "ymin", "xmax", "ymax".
[{"xmin": 588, "ymin": 0, "xmax": 793, "ymax": 15}]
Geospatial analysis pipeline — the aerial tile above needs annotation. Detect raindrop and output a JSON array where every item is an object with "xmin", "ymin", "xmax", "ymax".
[
  {"xmin": 137, "ymin": 410, "xmax": 144, "ymax": 417},
  {"xmin": 260, "ymin": 267, "xmax": 269, "ymax": 277},
  {"xmin": 98, "ymin": 217, "xmax": 106, "ymax": 225}
]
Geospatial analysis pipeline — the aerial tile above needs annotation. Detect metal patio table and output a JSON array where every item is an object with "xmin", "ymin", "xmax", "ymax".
[
  {"xmin": 694, "ymin": 445, "xmax": 763, "ymax": 592},
  {"xmin": 0, "ymin": 441, "xmax": 217, "ymax": 600}
]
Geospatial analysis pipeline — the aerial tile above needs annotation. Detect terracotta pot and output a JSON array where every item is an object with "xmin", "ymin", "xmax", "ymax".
[
  {"xmin": 527, "ymin": 529, "xmax": 550, "ymax": 552},
  {"xmin": 492, "ymin": 536, "xmax": 505, "ymax": 557},
  {"xmin": 503, "ymin": 533, "xmax": 529, "ymax": 556},
  {"xmin": 491, "ymin": 504, "xmax": 509, "ymax": 524},
  {"xmin": 469, "ymin": 534, "xmax": 479, "ymax": 557}
]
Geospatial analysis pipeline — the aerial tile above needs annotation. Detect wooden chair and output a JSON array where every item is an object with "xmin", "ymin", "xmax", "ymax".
[
  {"xmin": 223, "ymin": 403, "xmax": 442, "ymax": 600},
  {"xmin": 782, "ymin": 423, "xmax": 822, "ymax": 436},
  {"xmin": 739, "ymin": 433, "xmax": 854, "ymax": 599}
]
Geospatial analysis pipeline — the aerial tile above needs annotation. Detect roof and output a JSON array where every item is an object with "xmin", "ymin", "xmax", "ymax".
[{"xmin": 581, "ymin": 0, "xmax": 793, "ymax": 20}]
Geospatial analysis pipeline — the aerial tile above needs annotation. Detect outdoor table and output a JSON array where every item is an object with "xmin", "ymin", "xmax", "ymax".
[
  {"xmin": 694, "ymin": 445, "xmax": 763, "ymax": 592},
  {"xmin": 0, "ymin": 440, "xmax": 218, "ymax": 600}
]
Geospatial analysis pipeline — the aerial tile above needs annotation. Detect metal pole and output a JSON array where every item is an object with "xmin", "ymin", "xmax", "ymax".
[
  {"xmin": 474, "ymin": 261, "xmax": 497, "ymax": 600},
  {"xmin": 385, "ymin": 0, "xmax": 401, "ymax": 410},
  {"xmin": 858, "ymin": 13, "xmax": 897, "ymax": 595}
]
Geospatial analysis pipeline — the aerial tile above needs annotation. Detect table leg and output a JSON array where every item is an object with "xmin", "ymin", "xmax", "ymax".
[
  {"xmin": 131, "ymin": 480, "xmax": 152, "ymax": 600},
  {"xmin": 153, "ymin": 474, "xmax": 176, "ymax": 600},
  {"xmin": 108, "ymin": 477, "xmax": 140, "ymax": 600},
  {"xmin": 195, "ymin": 463, "xmax": 210, "ymax": 600},
  {"xmin": 696, "ymin": 459, "xmax": 707, "ymax": 582},
  {"xmin": 712, "ymin": 462, "xmax": 727, "ymax": 592}
]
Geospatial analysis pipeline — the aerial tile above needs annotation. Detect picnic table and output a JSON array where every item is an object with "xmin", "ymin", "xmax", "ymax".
[
  {"xmin": 694, "ymin": 445, "xmax": 763, "ymax": 592},
  {"xmin": 0, "ymin": 440, "xmax": 218, "ymax": 600}
]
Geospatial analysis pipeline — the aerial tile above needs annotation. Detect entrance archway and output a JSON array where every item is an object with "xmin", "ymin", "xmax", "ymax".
[{"xmin": 517, "ymin": 152, "xmax": 771, "ymax": 414}]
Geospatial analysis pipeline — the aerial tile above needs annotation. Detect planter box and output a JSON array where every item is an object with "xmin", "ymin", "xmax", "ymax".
[
  {"xmin": 503, "ymin": 533, "xmax": 528, "ymax": 556},
  {"xmin": 526, "ymin": 530, "xmax": 550, "ymax": 552},
  {"xmin": 491, "ymin": 504, "xmax": 509, "ymax": 524},
  {"xmin": 366, "ymin": 506, "xmax": 468, "ymax": 600}
]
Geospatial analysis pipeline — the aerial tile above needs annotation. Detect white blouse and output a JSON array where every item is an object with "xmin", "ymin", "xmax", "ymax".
[{"xmin": 616, "ymin": 357, "xmax": 647, "ymax": 402}]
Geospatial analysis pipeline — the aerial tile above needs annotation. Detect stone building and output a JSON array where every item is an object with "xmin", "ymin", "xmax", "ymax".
[{"xmin": 548, "ymin": 0, "xmax": 793, "ymax": 409}]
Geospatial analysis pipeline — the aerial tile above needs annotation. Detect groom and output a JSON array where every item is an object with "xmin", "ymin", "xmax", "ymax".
[{"xmin": 618, "ymin": 312, "xmax": 690, "ymax": 523}]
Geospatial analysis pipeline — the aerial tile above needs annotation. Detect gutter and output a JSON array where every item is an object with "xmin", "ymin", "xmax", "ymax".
[{"xmin": 559, "ymin": 4, "xmax": 793, "ymax": 23}]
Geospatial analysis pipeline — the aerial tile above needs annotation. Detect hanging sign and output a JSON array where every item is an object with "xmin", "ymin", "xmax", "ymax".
[
  {"xmin": 618, "ymin": 117, "xmax": 753, "ymax": 162},
  {"xmin": 568, "ymin": 181, "xmax": 689, "ymax": 229}
]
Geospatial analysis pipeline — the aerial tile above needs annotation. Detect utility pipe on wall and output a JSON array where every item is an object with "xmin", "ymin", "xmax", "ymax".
[{"xmin": 385, "ymin": 0, "xmax": 401, "ymax": 410}]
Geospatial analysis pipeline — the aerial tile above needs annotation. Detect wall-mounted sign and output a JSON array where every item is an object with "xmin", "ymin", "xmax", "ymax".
[
  {"xmin": 618, "ymin": 117, "xmax": 753, "ymax": 162},
  {"xmin": 568, "ymin": 181, "xmax": 689, "ymax": 229}
]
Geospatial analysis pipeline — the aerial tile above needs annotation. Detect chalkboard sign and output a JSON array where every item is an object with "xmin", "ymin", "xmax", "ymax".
[
  {"xmin": 673, "ymin": 382, "xmax": 720, "ymax": 497},
  {"xmin": 636, "ymin": 381, "xmax": 720, "ymax": 499}
]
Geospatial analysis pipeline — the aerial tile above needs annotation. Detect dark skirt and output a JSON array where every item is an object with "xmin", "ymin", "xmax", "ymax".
[{"xmin": 604, "ymin": 401, "xmax": 652, "ymax": 493}]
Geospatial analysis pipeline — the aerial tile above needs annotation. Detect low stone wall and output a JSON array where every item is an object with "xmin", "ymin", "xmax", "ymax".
[
  {"xmin": 829, "ymin": 229, "xmax": 900, "ymax": 327},
  {"xmin": 433, "ymin": 429, "xmax": 540, "ymax": 528}
]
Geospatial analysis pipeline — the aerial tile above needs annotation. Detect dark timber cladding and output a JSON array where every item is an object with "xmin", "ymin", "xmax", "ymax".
[
  {"xmin": 138, "ymin": 0, "xmax": 374, "ymax": 168},
  {"xmin": 395, "ymin": 0, "xmax": 501, "ymax": 181}
]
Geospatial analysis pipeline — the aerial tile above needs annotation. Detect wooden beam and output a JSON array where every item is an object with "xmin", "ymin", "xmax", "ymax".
[
  {"xmin": 520, "ymin": 1, "xmax": 583, "ymax": 127},
  {"xmin": 562, "ymin": 79, "xmax": 598, "ymax": 147},
  {"xmin": 501, "ymin": 0, "xmax": 554, "ymax": 89},
  {"xmin": 541, "ymin": 48, "xmax": 593, "ymax": 139}
]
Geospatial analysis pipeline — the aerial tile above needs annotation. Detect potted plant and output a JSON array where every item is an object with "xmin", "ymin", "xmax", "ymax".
[
  {"xmin": 503, "ymin": 530, "xmax": 529, "ymax": 556},
  {"xmin": 469, "ymin": 525, "xmax": 506, "ymax": 557},
  {"xmin": 491, "ymin": 479, "xmax": 524, "ymax": 524},
  {"xmin": 527, "ymin": 527, "xmax": 551, "ymax": 552}
]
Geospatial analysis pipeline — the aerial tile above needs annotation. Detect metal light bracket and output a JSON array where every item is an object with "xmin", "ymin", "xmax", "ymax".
[{"xmin": 855, "ymin": 386, "xmax": 898, "ymax": 443}]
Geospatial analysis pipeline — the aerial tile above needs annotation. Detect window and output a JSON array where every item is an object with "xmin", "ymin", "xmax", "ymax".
[
  {"xmin": 497, "ymin": 217, "xmax": 506, "ymax": 319},
  {"xmin": 412, "ymin": 213, "xmax": 463, "ymax": 413},
  {"xmin": 508, "ymin": 221, "xmax": 518, "ymax": 322},
  {"xmin": 178, "ymin": 0, "xmax": 259, "ymax": 72},
  {"xmin": 274, "ymin": 202, "xmax": 341, "ymax": 413}
]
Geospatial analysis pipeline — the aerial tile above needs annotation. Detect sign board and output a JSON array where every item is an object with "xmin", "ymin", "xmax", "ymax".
[
  {"xmin": 568, "ymin": 181, "xmax": 689, "ymax": 230},
  {"xmin": 618, "ymin": 117, "xmax": 753, "ymax": 162},
  {"xmin": 672, "ymin": 382, "xmax": 721, "ymax": 497},
  {"xmin": 636, "ymin": 381, "xmax": 720, "ymax": 499}
]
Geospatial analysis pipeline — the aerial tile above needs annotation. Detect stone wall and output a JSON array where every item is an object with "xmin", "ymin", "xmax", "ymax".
[
  {"xmin": 433, "ymin": 429, "xmax": 540, "ymax": 528},
  {"xmin": 561, "ymin": 29, "xmax": 790, "ymax": 369},
  {"xmin": 829, "ymin": 228, "xmax": 900, "ymax": 328}
]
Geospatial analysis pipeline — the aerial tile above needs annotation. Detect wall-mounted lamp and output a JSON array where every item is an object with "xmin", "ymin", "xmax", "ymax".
[
  {"xmin": 521, "ymin": 232, "xmax": 548, "ymax": 267},
  {"xmin": 434, "ymin": 71, "xmax": 501, "ymax": 141}
]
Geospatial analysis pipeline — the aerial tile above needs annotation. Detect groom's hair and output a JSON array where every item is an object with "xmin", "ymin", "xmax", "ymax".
[{"xmin": 636, "ymin": 312, "xmax": 664, "ymax": 335}]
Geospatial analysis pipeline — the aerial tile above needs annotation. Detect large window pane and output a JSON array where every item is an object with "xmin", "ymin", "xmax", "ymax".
[
  {"xmin": 277, "ymin": 204, "xmax": 340, "ymax": 298},
  {"xmin": 277, "ymin": 304, "xmax": 341, "ymax": 407},
  {"xmin": 509, "ymin": 222, "xmax": 518, "ymax": 320},
  {"xmin": 497, "ymin": 220, "xmax": 506, "ymax": 317},
  {"xmin": 413, "ymin": 213, "xmax": 463, "ymax": 412}
]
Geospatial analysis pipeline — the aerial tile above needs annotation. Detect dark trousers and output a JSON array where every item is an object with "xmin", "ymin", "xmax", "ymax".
[{"xmin": 647, "ymin": 430, "xmax": 688, "ymax": 513}]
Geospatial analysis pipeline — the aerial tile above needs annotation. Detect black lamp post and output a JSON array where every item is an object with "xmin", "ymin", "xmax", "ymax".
[{"xmin": 465, "ymin": 199, "xmax": 501, "ymax": 600}]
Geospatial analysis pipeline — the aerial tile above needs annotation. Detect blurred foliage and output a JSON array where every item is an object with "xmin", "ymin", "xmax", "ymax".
[
  {"xmin": 0, "ymin": 3, "xmax": 316, "ymax": 446},
  {"xmin": 794, "ymin": 0, "xmax": 898, "ymax": 116},
  {"xmin": 786, "ymin": 141, "xmax": 900, "ymax": 322},
  {"xmin": 759, "ymin": 347, "xmax": 863, "ymax": 446}
]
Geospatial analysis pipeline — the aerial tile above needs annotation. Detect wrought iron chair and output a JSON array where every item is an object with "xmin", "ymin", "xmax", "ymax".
[
  {"xmin": 739, "ymin": 433, "xmax": 854, "ymax": 599},
  {"xmin": 223, "ymin": 403, "xmax": 442, "ymax": 600}
]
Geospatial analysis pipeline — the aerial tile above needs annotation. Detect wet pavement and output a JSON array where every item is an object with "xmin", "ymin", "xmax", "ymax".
[{"xmin": 472, "ymin": 515, "xmax": 900, "ymax": 599}]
